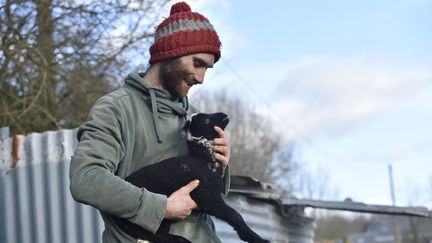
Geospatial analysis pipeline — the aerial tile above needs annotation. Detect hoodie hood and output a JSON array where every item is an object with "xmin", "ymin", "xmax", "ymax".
[{"xmin": 124, "ymin": 72, "xmax": 190, "ymax": 143}]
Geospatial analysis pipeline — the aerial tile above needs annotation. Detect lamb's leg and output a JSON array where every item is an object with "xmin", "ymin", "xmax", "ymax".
[{"xmin": 202, "ymin": 198, "xmax": 270, "ymax": 243}]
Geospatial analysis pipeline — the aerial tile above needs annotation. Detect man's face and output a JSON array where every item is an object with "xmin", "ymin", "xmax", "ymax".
[{"xmin": 159, "ymin": 53, "xmax": 215, "ymax": 98}]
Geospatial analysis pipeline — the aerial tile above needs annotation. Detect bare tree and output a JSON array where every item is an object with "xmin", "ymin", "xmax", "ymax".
[
  {"xmin": 297, "ymin": 167, "xmax": 339, "ymax": 200},
  {"xmin": 191, "ymin": 90, "xmax": 296, "ymax": 185},
  {"xmin": 0, "ymin": 0, "xmax": 169, "ymax": 134},
  {"xmin": 314, "ymin": 212, "xmax": 369, "ymax": 242}
]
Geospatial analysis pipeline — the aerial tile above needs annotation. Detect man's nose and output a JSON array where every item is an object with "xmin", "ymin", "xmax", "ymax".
[{"xmin": 194, "ymin": 70, "xmax": 206, "ymax": 84}]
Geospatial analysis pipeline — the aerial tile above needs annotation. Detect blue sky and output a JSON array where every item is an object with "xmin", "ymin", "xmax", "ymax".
[{"xmin": 176, "ymin": 0, "xmax": 432, "ymax": 207}]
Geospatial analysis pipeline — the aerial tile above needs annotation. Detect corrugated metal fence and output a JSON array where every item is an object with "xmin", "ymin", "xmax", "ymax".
[
  {"xmin": 0, "ymin": 127, "xmax": 314, "ymax": 243},
  {"xmin": 0, "ymin": 128, "xmax": 104, "ymax": 243}
]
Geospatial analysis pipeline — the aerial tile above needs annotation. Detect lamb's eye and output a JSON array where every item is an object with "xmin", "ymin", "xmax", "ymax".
[{"xmin": 205, "ymin": 118, "xmax": 210, "ymax": 124}]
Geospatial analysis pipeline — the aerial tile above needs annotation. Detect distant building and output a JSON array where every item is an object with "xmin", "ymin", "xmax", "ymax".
[{"xmin": 348, "ymin": 216, "xmax": 432, "ymax": 243}]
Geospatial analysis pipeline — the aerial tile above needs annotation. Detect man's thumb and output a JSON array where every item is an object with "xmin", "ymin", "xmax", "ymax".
[{"xmin": 184, "ymin": 179, "xmax": 200, "ymax": 193}]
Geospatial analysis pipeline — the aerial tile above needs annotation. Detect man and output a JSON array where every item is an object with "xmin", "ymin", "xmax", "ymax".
[{"xmin": 69, "ymin": 2, "xmax": 230, "ymax": 242}]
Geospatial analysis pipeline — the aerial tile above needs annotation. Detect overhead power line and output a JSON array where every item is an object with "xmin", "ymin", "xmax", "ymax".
[{"xmin": 216, "ymin": 57, "xmax": 370, "ymax": 173}]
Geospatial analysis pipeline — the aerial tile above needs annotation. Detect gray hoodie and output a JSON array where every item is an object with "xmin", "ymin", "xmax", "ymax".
[{"xmin": 70, "ymin": 73, "xmax": 228, "ymax": 243}]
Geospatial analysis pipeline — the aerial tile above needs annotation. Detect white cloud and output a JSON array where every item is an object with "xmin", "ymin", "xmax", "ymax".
[{"xmin": 271, "ymin": 57, "xmax": 432, "ymax": 138}]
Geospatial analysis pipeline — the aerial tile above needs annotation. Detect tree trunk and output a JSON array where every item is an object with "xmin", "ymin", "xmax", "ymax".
[{"xmin": 33, "ymin": 0, "xmax": 59, "ymax": 131}]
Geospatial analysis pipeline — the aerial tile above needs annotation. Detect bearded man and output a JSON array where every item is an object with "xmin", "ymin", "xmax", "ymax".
[{"xmin": 69, "ymin": 2, "xmax": 230, "ymax": 242}]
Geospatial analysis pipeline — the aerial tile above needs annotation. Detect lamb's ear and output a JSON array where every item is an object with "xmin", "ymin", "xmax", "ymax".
[
  {"xmin": 183, "ymin": 113, "xmax": 197, "ymax": 131},
  {"xmin": 183, "ymin": 120, "xmax": 191, "ymax": 131}
]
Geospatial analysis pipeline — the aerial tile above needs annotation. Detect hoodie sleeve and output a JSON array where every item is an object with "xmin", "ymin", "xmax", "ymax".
[{"xmin": 69, "ymin": 96, "xmax": 166, "ymax": 233}]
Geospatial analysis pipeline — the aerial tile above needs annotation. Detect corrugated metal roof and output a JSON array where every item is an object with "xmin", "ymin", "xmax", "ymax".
[
  {"xmin": 280, "ymin": 198, "xmax": 432, "ymax": 217},
  {"xmin": 229, "ymin": 176, "xmax": 432, "ymax": 218}
]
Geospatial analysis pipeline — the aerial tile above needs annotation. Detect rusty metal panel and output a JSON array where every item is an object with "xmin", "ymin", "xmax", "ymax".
[{"xmin": 0, "ymin": 127, "xmax": 314, "ymax": 243}]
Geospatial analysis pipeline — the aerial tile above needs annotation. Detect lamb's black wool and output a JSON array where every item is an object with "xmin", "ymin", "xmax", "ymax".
[{"xmin": 111, "ymin": 112, "xmax": 269, "ymax": 243}]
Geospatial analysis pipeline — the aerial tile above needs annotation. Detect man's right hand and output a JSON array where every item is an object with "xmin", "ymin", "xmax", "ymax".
[{"xmin": 164, "ymin": 180, "xmax": 199, "ymax": 220}]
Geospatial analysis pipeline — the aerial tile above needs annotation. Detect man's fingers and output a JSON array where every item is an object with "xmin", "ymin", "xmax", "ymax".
[
  {"xmin": 213, "ymin": 145, "xmax": 227, "ymax": 154},
  {"xmin": 183, "ymin": 179, "xmax": 200, "ymax": 193},
  {"xmin": 212, "ymin": 126, "xmax": 230, "ymax": 174},
  {"xmin": 213, "ymin": 127, "xmax": 228, "ymax": 148},
  {"xmin": 213, "ymin": 126, "xmax": 225, "ymax": 138}
]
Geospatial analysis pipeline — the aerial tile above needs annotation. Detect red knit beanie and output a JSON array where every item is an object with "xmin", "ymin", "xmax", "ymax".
[{"xmin": 149, "ymin": 2, "xmax": 221, "ymax": 64}]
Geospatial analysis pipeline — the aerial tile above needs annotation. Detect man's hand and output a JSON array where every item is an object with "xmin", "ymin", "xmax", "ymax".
[
  {"xmin": 164, "ymin": 180, "xmax": 199, "ymax": 220},
  {"xmin": 212, "ymin": 126, "xmax": 230, "ymax": 176}
]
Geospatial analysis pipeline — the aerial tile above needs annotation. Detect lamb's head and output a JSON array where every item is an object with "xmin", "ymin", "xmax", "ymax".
[
  {"xmin": 183, "ymin": 112, "xmax": 229, "ymax": 164},
  {"xmin": 184, "ymin": 112, "xmax": 229, "ymax": 140}
]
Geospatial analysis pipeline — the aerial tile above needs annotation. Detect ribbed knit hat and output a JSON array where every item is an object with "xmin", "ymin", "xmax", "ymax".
[{"xmin": 149, "ymin": 2, "xmax": 221, "ymax": 64}]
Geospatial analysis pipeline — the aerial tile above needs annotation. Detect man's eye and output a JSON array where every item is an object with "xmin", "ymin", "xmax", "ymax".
[{"xmin": 194, "ymin": 60, "xmax": 207, "ymax": 68}]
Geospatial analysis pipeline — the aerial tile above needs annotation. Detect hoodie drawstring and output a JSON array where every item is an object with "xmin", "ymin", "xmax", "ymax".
[
  {"xmin": 149, "ymin": 89, "xmax": 162, "ymax": 143},
  {"xmin": 124, "ymin": 73, "xmax": 190, "ymax": 144}
]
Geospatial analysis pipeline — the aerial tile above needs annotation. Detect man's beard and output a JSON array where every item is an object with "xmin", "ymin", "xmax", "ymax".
[{"xmin": 159, "ymin": 58, "xmax": 193, "ymax": 98}]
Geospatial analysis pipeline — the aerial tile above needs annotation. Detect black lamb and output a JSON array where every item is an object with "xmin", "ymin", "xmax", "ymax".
[{"xmin": 111, "ymin": 112, "xmax": 269, "ymax": 243}]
